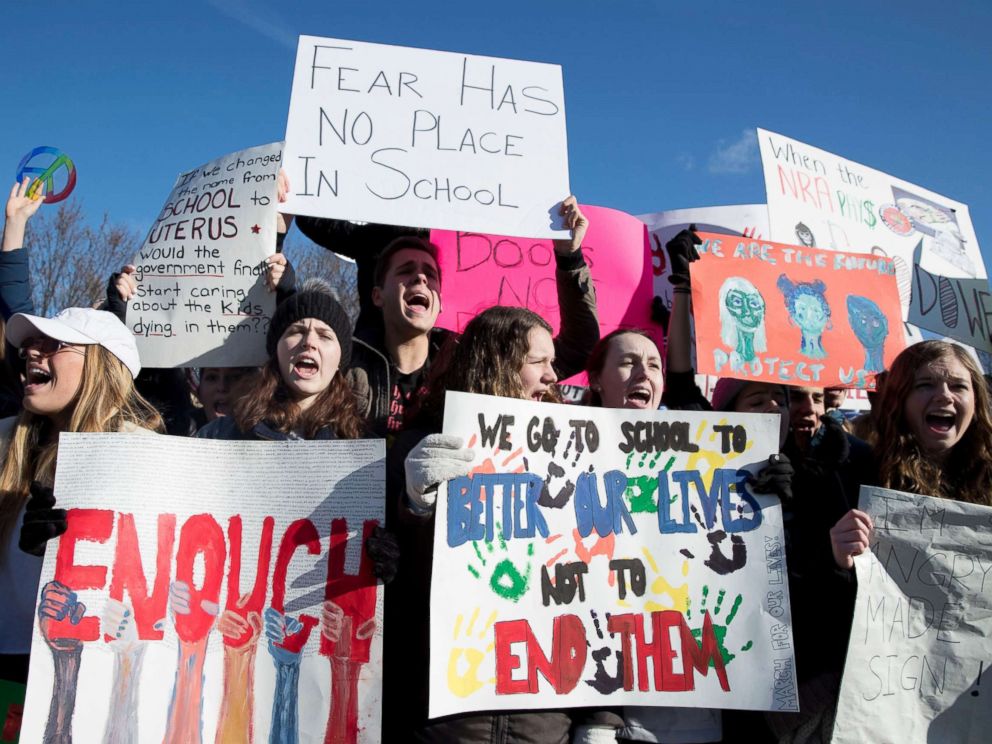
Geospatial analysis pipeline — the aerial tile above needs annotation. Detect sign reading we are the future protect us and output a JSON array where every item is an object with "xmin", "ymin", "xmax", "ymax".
[{"xmin": 282, "ymin": 36, "xmax": 570, "ymax": 238}]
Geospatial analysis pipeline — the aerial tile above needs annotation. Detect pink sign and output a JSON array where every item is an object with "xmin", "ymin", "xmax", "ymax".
[{"xmin": 430, "ymin": 205, "xmax": 659, "ymax": 384}]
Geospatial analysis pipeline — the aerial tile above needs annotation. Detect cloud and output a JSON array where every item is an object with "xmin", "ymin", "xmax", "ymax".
[
  {"xmin": 707, "ymin": 129, "xmax": 758, "ymax": 174},
  {"xmin": 207, "ymin": 0, "xmax": 298, "ymax": 50},
  {"xmin": 676, "ymin": 153, "xmax": 695, "ymax": 171}
]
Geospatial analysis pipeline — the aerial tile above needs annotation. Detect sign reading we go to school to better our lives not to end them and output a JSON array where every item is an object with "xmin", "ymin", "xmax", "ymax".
[
  {"xmin": 282, "ymin": 36, "xmax": 570, "ymax": 239},
  {"xmin": 429, "ymin": 391, "xmax": 798, "ymax": 719}
]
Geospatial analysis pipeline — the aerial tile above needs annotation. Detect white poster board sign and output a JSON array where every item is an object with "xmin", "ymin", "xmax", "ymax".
[
  {"xmin": 282, "ymin": 36, "xmax": 570, "ymax": 238},
  {"xmin": 429, "ymin": 391, "xmax": 798, "ymax": 718},
  {"xmin": 127, "ymin": 143, "xmax": 281, "ymax": 368},
  {"xmin": 21, "ymin": 434, "xmax": 385, "ymax": 744},
  {"xmin": 832, "ymin": 486, "xmax": 992, "ymax": 744},
  {"xmin": 758, "ymin": 128, "xmax": 991, "ymax": 352}
]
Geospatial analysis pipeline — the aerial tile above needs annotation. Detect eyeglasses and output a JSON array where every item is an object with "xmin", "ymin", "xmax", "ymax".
[{"xmin": 18, "ymin": 337, "xmax": 85, "ymax": 360}]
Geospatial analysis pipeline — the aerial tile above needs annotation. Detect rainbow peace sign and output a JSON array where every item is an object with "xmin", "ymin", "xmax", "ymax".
[{"xmin": 16, "ymin": 146, "xmax": 77, "ymax": 204}]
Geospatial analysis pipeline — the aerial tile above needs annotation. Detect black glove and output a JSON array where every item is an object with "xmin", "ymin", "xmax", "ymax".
[
  {"xmin": 651, "ymin": 296, "xmax": 671, "ymax": 329},
  {"xmin": 19, "ymin": 482, "xmax": 68, "ymax": 557},
  {"xmin": 665, "ymin": 225, "xmax": 702, "ymax": 286},
  {"xmin": 750, "ymin": 453, "xmax": 794, "ymax": 504},
  {"xmin": 365, "ymin": 525, "xmax": 400, "ymax": 584},
  {"xmin": 811, "ymin": 412, "xmax": 850, "ymax": 466},
  {"xmin": 104, "ymin": 272, "xmax": 128, "ymax": 323}
]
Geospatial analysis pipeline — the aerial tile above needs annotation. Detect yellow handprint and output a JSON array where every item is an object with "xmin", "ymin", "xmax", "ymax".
[{"xmin": 447, "ymin": 607, "xmax": 497, "ymax": 698}]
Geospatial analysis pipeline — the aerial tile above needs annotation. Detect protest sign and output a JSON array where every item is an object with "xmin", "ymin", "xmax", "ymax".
[
  {"xmin": 430, "ymin": 205, "xmax": 658, "ymax": 385},
  {"xmin": 689, "ymin": 232, "xmax": 906, "ymax": 388},
  {"xmin": 638, "ymin": 204, "xmax": 770, "ymax": 313},
  {"xmin": 832, "ymin": 487, "xmax": 992, "ymax": 744},
  {"xmin": 429, "ymin": 391, "xmax": 797, "ymax": 718},
  {"xmin": 758, "ymin": 128, "xmax": 991, "ymax": 351},
  {"xmin": 127, "ymin": 142, "xmax": 281, "ymax": 368},
  {"xmin": 282, "ymin": 36, "xmax": 569, "ymax": 238},
  {"xmin": 21, "ymin": 434, "xmax": 384, "ymax": 744},
  {"xmin": 639, "ymin": 204, "xmax": 771, "ymax": 402}
]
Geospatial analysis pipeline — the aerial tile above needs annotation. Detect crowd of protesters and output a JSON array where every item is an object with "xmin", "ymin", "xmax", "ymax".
[{"xmin": 1, "ymin": 169, "xmax": 990, "ymax": 744}]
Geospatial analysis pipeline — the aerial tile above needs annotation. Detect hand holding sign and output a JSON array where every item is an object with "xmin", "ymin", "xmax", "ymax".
[{"xmin": 552, "ymin": 196, "xmax": 589, "ymax": 255}]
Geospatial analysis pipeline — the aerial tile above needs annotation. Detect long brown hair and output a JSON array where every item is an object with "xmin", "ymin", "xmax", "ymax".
[
  {"xmin": 874, "ymin": 341, "xmax": 992, "ymax": 504},
  {"xmin": 417, "ymin": 306, "xmax": 561, "ymax": 427},
  {"xmin": 230, "ymin": 358, "xmax": 364, "ymax": 440},
  {"xmin": 0, "ymin": 345, "xmax": 163, "ymax": 550},
  {"xmin": 583, "ymin": 328, "xmax": 662, "ymax": 407}
]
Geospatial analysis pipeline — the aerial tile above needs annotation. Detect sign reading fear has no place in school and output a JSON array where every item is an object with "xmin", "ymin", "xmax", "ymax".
[{"xmin": 282, "ymin": 36, "xmax": 570, "ymax": 238}]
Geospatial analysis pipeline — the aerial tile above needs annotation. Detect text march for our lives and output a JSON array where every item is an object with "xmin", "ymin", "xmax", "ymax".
[
  {"xmin": 429, "ymin": 391, "xmax": 798, "ymax": 718},
  {"xmin": 833, "ymin": 487, "xmax": 992, "ymax": 744},
  {"xmin": 282, "ymin": 36, "xmax": 570, "ymax": 239},
  {"xmin": 21, "ymin": 434, "xmax": 385, "ymax": 744},
  {"xmin": 127, "ymin": 142, "xmax": 282, "ymax": 368}
]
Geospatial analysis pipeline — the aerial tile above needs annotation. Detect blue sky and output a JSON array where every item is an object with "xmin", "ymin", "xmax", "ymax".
[{"xmin": 3, "ymin": 0, "xmax": 991, "ymax": 268}]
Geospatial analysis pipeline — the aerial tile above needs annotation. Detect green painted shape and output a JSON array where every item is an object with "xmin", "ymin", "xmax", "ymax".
[{"xmin": 625, "ymin": 474, "xmax": 659, "ymax": 513}]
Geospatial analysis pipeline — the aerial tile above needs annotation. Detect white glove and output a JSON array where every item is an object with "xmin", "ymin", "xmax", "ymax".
[
  {"xmin": 572, "ymin": 725, "xmax": 618, "ymax": 744},
  {"xmin": 404, "ymin": 434, "xmax": 475, "ymax": 514}
]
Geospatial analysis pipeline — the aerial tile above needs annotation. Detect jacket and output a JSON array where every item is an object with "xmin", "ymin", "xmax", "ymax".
[{"xmin": 195, "ymin": 415, "xmax": 339, "ymax": 441}]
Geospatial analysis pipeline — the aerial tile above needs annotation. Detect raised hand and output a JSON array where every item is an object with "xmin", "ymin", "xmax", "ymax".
[{"xmin": 552, "ymin": 195, "xmax": 589, "ymax": 256}]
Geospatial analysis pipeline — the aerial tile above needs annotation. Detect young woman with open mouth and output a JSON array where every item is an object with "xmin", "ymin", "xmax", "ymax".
[
  {"xmin": 0, "ymin": 306, "xmax": 162, "ymax": 684},
  {"xmin": 195, "ymin": 279, "xmax": 398, "ymax": 743},
  {"xmin": 380, "ymin": 305, "xmax": 612, "ymax": 743},
  {"xmin": 831, "ymin": 340, "xmax": 992, "ymax": 571}
]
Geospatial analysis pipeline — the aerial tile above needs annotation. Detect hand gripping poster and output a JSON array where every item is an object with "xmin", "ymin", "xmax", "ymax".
[
  {"xmin": 20, "ymin": 433, "xmax": 385, "ymax": 744},
  {"xmin": 689, "ymin": 231, "xmax": 906, "ymax": 388},
  {"xmin": 429, "ymin": 391, "xmax": 798, "ymax": 718},
  {"xmin": 758, "ymin": 128, "xmax": 992, "ymax": 352},
  {"xmin": 832, "ymin": 487, "xmax": 992, "ymax": 744}
]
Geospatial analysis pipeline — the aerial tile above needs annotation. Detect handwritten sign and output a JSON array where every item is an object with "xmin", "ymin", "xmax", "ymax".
[
  {"xmin": 689, "ymin": 232, "xmax": 906, "ymax": 388},
  {"xmin": 758, "ymin": 128, "xmax": 991, "ymax": 351},
  {"xmin": 909, "ymin": 261, "xmax": 992, "ymax": 353},
  {"xmin": 833, "ymin": 486, "xmax": 992, "ymax": 743},
  {"xmin": 21, "ymin": 434, "xmax": 385, "ymax": 744},
  {"xmin": 126, "ymin": 143, "xmax": 281, "ymax": 368},
  {"xmin": 429, "ymin": 391, "xmax": 797, "ymax": 718},
  {"xmin": 430, "ymin": 205, "xmax": 657, "ymax": 384},
  {"xmin": 282, "ymin": 36, "xmax": 569, "ymax": 238}
]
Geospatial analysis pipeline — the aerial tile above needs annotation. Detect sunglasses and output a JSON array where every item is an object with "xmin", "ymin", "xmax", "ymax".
[{"xmin": 18, "ymin": 337, "xmax": 85, "ymax": 360}]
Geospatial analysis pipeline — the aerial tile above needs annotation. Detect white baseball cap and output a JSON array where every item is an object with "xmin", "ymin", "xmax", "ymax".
[{"xmin": 7, "ymin": 308, "xmax": 141, "ymax": 378}]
